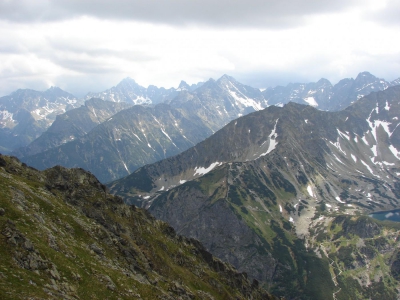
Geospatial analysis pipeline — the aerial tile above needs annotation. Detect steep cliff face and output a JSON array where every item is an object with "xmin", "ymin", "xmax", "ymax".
[{"xmin": 0, "ymin": 154, "xmax": 274, "ymax": 300}]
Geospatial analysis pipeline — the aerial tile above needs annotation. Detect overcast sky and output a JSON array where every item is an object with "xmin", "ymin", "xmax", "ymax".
[{"xmin": 0, "ymin": 0, "xmax": 399, "ymax": 97}]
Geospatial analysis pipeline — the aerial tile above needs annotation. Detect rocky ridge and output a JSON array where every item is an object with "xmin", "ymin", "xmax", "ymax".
[{"xmin": 0, "ymin": 154, "xmax": 273, "ymax": 299}]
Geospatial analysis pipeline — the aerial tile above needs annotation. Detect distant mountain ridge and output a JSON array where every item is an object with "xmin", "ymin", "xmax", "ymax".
[
  {"xmin": 263, "ymin": 71, "xmax": 400, "ymax": 110},
  {"xmin": 20, "ymin": 75, "xmax": 269, "ymax": 182},
  {"xmin": 0, "ymin": 87, "xmax": 83, "ymax": 153},
  {"xmin": 84, "ymin": 77, "xmax": 203, "ymax": 105},
  {"xmin": 13, "ymin": 98, "xmax": 132, "ymax": 158},
  {"xmin": 16, "ymin": 72, "xmax": 400, "ymax": 182}
]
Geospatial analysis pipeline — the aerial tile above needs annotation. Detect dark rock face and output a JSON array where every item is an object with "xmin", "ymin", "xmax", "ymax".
[
  {"xmin": 344, "ymin": 217, "xmax": 381, "ymax": 239},
  {"xmin": 150, "ymin": 184, "xmax": 277, "ymax": 283},
  {"xmin": 391, "ymin": 251, "xmax": 400, "ymax": 280}
]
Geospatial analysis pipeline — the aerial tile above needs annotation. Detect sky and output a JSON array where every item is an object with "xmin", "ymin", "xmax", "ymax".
[{"xmin": 0, "ymin": 0, "xmax": 399, "ymax": 97}]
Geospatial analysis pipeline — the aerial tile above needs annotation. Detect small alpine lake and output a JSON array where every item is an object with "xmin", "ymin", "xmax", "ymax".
[{"xmin": 369, "ymin": 208, "xmax": 400, "ymax": 222}]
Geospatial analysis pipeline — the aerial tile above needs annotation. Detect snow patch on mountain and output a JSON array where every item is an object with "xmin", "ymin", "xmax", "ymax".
[
  {"xmin": 329, "ymin": 140, "xmax": 346, "ymax": 156},
  {"xmin": 194, "ymin": 162, "xmax": 222, "ymax": 176},
  {"xmin": 371, "ymin": 145, "xmax": 378, "ymax": 157},
  {"xmin": 259, "ymin": 119, "xmax": 279, "ymax": 157},
  {"xmin": 122, "ymin": 162, "xmax": 130, "ymax": 174},
  {"xmin": 303, "ymin": 96, "xmax": 318, "ymax": 107},
  {"xmin": 361, "ymin": 160, "xmax": 379, "ymax": 177},
  {"xmin": 0, "ymin": 110, "xmax": 14, "ymax": 127},
  {"xmin": 335, "ymin": 196, "xmax": 345, "ymax": 203},
  {"xmin": 307, "ymin": 185, "xmax": 315, "ymax": 198},
  {"xmin": 389, "ymin": 145, "xmax": 400, "ymax": 159},
  {"xmin": 337, "ymin": 129, "xmax": 350, "ymax": 140},
  {"xmin": 226, "ymin": 84, "xmax": 263, "ymax": 111}
]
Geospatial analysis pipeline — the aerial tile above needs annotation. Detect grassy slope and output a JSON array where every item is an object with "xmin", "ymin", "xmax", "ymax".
[{"xmin": 0, "ymin": 155, "xmax": 273, "ymax": 300}]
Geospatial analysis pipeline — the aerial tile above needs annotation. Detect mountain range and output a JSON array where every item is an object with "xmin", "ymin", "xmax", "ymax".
[
  {"xmin": 108, "ymin": 85, "xmax": 400, "ymax": 298},
  {"xmin": 0, "ymin": 87, "xmax": 83, "ymax": 153},
  {"xmin": 13, "ymin": 98, "xmax": 132, "ymax": 158},
  {"xmin": 263, "ymin": 71, "xmax": 400, "ymax": 110},
  {"xmin": 18, "ymin": 75, "xmax": 268, "ymax": 182},
  {"xmin": 2, "ymin": 71, "xmax": 400, "ymax": 299},
  {"xmin": 84, "ymin": 77, "xmax": 203, "ymax": 105},
  {"xmin": 14, "ymin": 72, "xmax": 400, "ymax": 183}
]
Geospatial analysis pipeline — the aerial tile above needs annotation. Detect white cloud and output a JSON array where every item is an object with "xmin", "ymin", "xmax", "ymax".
[{"xmin": 0, "ymin": 0, "xmax": 399, "ymax": 97}]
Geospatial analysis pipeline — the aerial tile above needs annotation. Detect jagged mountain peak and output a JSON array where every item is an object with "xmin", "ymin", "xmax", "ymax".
[
  {"xmin": 45, "ymin": 86, "xmax": 63, "ymax": 92},
  {"xmin": 117, "ymin": 76, "xmax": 139, "ymax": 87},
  {"xmin": 217, "ymin": 74, "xmax": 237, "ymax": 83},
  {"xmin": 316, "ymin": 77, "xmax": 332, "ymax": 86},
  {"xmin": 356, "ymin": 71, "xmax": 375, "ymax": 79},
  {"xmin": 391, "ymin": 77, "xmax": 400, "ymax": 85},
  {"xmin": 43, "ymin": 86, "xmax": 77, "ymax": 101},
  {"xmin": 177, "ymin": 80, "xmax": 190, "ymax": 91}
]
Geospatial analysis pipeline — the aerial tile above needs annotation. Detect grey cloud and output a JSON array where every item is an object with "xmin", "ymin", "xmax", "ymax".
[
  {"xmin": 367, "ymin": 0, "xmax": 400, "ymax": 27},
  {"xmin": 233, "ymin": 70, "xmax": 314, "ymax": 89},
  {"xmin": 47, "ymin": 40, "xmax": 158, "ymax": 62},
  {"xmin": 53, "ymin": 73, "xmax": 124, "ymax": 97},
  {"xmin": 1, "ymin": 0, "xmax": 362, "ymax": 28}
]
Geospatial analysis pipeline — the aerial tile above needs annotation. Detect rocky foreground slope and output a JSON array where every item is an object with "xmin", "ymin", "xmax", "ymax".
[{"xmin": 0, "ymin": 154, "xmax": 274, "ymax": 299}]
